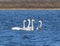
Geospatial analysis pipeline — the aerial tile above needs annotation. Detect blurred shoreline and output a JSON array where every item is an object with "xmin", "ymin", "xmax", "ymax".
[
  {"xmin": 0, "ymin": 2, "xmax": 60, "ymax": 9},
  {"xmin": 0, "ymin": 8, "xmax": 60, "ymax": 10}
]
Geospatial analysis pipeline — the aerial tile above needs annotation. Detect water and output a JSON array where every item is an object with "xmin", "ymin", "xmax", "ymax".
[{"xmin": 0, "ymin": 10, "xmax": 60, "ymax": 46}]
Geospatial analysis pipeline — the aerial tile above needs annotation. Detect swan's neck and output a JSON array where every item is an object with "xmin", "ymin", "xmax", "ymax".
[
  {"xmin": 28, "ymin": 20, "xmax": 30, "ymax": 28},
  {"xmin": 23, "ymin": 21, "xmax": 25, "ymax": 28},
  {"xmin": 39, "ymin": 21, "xmax": 42, "ymax": 28},
  {"xmin": 31, "ymin": 21, "xmax": 34, "ymax": 30}
]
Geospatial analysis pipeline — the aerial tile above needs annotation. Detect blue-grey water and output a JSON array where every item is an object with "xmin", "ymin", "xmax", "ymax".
[{"xmin": 0, "ymin": 10, "xmax": 60, "ymax": 46}]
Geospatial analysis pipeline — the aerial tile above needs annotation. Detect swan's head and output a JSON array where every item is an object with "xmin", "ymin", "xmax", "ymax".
[
  {"xmin": 23, "ymin": 20, "xmax": 26, "ymax": 22},
  {"xmin": 27, "ymin": 19, "xmax": 30, "ymax": 21},
  {"xmin": 32, "ymin": 19, "xmax": 35, "ymax": 22},
  {"xmin": 39, "ymin": 20, "xmax": 42, "ymax": 23}
]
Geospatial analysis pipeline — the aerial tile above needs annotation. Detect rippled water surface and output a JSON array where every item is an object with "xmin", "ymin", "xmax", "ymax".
[{"xmin": 0, "ymin": 10, "xmax": 60, "ymax": 46}]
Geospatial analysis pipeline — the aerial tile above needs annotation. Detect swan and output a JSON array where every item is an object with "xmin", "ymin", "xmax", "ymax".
[{"xmin": 36, "ymin": 20, "xmax": 42, "ymax": 30}]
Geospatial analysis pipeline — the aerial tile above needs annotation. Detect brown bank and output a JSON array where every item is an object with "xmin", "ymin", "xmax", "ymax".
[{"xmin": 0, "ymin": 0, "xmax": 60, "ymax": 9}]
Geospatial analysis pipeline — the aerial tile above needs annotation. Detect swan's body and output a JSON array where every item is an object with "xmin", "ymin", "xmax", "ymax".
[
  {"xmin": 12, "ymin": 27, "xmax": 22, "ymax": 30},
  {"xmin": 22, "ymin": 27, "xmax": 31, "ymax": 31},
  {"xmin": 12, "ymin": 27, "xmax": 32, "ymax": 31}
]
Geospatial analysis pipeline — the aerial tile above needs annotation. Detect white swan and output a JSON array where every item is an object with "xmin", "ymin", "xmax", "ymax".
[{"xmin": 36, "ymin": 20, "xmax": 42, "ymax": 30}]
